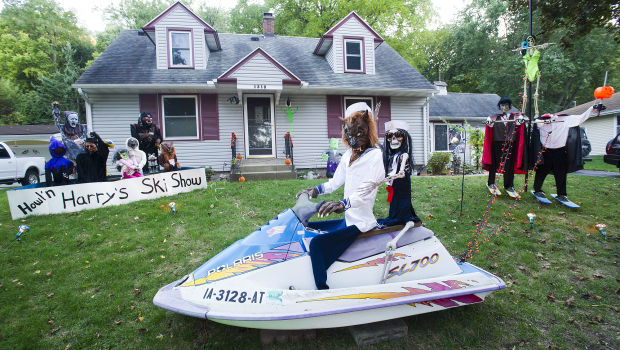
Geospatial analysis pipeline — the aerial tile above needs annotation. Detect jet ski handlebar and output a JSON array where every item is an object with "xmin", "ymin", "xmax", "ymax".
[{"xmin": 292, "ymin": 193, "xmax": 325, "ymax": 227}]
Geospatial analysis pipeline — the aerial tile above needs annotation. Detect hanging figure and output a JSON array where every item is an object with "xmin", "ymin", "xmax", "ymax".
[
  {"xmin": 376, "ymin": 120, "xmax": 422, "ymax": 228},
  {"xmin": 296, "ymin": 102, "xmax": 385, "ymax": 290},
  {"xmin": 76, "ymin": 132, "xmax": 110, "ymax": 183},
  {"xmin": 159, "ymin": 142, "xmax": 181, "ymax": 172},
  {"xmin": 52, "ymin": 102, "xmax": 88, "ymax": 161},
  {"xmin": 518, "ymin": 36, "xmax": 552, "ymax": 118},
  {"xmin": 130, "ymin": 112, "xmax": 162, "ymax": 174},
  {"xmin": 45, "ymin": 137, "xmax": 74, "ymax": 186},
  {"xmin": 482, "ymin": 97, "xmax": 528, "ymax": 198},
  {"xmin": 531, "ymin": 104, "xmax": 603, "ymax": 207}
]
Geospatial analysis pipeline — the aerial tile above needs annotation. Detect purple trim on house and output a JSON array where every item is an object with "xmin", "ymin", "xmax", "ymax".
[
  {"xmin": 200, "ymin": 94, "xmax": 219, "ymax": 140},
  {"xmin": 326, "ymin": 95, "xmax": 343, "ymax": 138},
  {"xmin": 217, "ymin": 78, "xmax": 237, "ymax": 84},
  {"xmin": 139, "ymin": 94, "xmax": 161, "ymax": 127},
  {"xmin": 342, "ymin": 37, "xmax": 366, "ymax": 74},
  {"xmin": 142, "ymin": 1, "xmax": 217, "ymax": 33},
  {"xmin": 167, "ymin": 28, "xmax": 195, "ymax": 69},
  {"xmin": 218, "ymin": 48, "xmax": 302, "ymax": 84},
  {"xmin": 314, "ymin": 11, "xmax": 384, "ymax": 54},
  {"xmin": 282, "ymin": 79, "xmax": 302, "ymax": 86}
]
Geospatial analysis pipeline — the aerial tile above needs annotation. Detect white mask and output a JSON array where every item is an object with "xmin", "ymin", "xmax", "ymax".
[
  {"xmin": 390, "ymin": 137, "xmax": 401, "ymax": 150},
  {"xmin": 67, "ymin": 114, "xmax": 79, "ymax": 128}
]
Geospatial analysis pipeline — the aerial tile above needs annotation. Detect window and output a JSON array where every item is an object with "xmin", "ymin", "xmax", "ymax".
[
  {"xmin": 162, "ymin": 96, "xmax": 198, "ymax": 139},
  {"xmin": 0, "ymin": 144, "xmax": 9, "ymax": 158},
  {"xmin": 169, "ymin": 31, "xmax": 192, "ymax": 67},
  {"xmin": 344, "ymin": 39, "xmax": 363, "ymax": 72},
  {"xmin": 344, "ymin": 97, "xmax": 373, "ymax": 113},
  {"xmin": 434, "ymin": 124, "xmax": 464, "ymax": 153}
]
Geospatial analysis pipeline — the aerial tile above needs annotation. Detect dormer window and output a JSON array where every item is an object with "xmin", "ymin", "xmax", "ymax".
[
  {"xmin": 344, "ymin": 38, "xmax": 364, "ymax": 73},
  {"xmin": 169, "ymin": 30, "xmax": 193, "ymax": 68}
]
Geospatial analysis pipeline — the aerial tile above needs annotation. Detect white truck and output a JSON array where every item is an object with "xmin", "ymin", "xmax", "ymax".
[{"xmin": 0, "ymin": 141, "xmax": 45, "ymax": 186}]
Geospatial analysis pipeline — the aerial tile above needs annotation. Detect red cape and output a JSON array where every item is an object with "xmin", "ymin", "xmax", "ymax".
[{"xmin": 481, "ymin": 121, "xmax": 527, "ymax": 175}]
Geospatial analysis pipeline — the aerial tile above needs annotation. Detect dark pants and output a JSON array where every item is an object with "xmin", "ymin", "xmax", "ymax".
[
  {"xmin": 307, "ymin": 219, "xmax": 362, "ymax": 290},
  {"xmin": 488, "ymin": 141, "xmax": 515, "ymax": 188},
  {"xmin": 534, "ymin": 147, "xmax": 568, "ymax": 196}
]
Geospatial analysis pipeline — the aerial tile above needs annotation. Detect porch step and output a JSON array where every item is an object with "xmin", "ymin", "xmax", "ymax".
[{"xmin": 230, "ymin": 158, "xmax": 296, "ymax": 181}]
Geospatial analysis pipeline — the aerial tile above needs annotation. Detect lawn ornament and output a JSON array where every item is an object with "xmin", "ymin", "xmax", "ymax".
[
  {"xmin": 168, "ymin": 202, "xmax": 177, "ymax": 215},
  {"xmin": 527, "ymin": 213, "xmax": 536, "ymax": 229},
  {"xmin": 285, "ymin": 158, "xmax": 291, "ymax": 165},
  {"xmin": 324, "ymin": 138, "xmax": 342, "ymax": 178},
  {"xmin": 236, "ymin": 154, "xmax": 243, "ymax": 160},
  {"xmin": 514, "ymin": 36, "xmax": 553, "ymax": 118},
  {"xmin": 105, "ymin": 139, "xmax": 115, "ymax": 148},
  {"xmin": 153, "ymin": 194, "xmax": 505, "ymax": 329},
  {"xmin": 238, "ymin": 176, "xmax": 246, "ymax": 182},
  {"xmin": 280, "ymin": 97, "xmax": 298, "ymax": 135},
  {"xmin": 45, "ymin": 137, "xmax": 74, "ymax": 186},
  {"xmin": 594, "ymin": 86, "xmax": 614, "ymax": 100},
  {"xmin": 595, "ymin": 223, "xmax": 607, "ymax": 240},
  {"xmin": 16, "ymin": 225, "xmax": 30, "ymax": 242},
  {"xmin": 158, "ymin": 142, "xmax": 180, "ymax": 172},
  {"xmin": 51, "ymin": 102, "xmax": 87, "ymax": 161},
  {"xmin": 284, "ymin": 132, "xmax": 293, "ymax": 162},
  {"xmin": 231, "ymin": 133, "xmax": 237, "ymax": 160},
  {"xmin": 131, "ymin": 112, "xmax": 161, "ymax": 173}
]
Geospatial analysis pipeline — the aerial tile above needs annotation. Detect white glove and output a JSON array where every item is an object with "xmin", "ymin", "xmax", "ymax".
[
  {"xmin": 515, "ymin": 115, "xmax": 526, "ymax": 125},
  {"xmin": 485, "ymin": 117, "xmax": 494, "ymax": 126},
  {"xmin": 169, "ymin": 159, "xmax": 176, "ymax": 166}
]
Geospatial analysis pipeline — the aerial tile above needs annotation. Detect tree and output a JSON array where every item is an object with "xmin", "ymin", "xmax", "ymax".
[
  {"xmin": 507, "ymin": 0, "xmax": 620, "ymax": 47},
  {"xmin": 103, "ymin": 0, "xmax": 172, "ymax": 29},
  {"xmin": 229, "ymin": 0, "xmax": 269, "ymax": 34}
]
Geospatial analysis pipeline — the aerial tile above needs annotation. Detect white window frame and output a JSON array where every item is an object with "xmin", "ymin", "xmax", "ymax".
[
  {"xmin": 343, "ymin": 96, "xmax": 373, "ymax": 114},
  {"xmin": 344, "ymin": 38, "xmax": 364, "ymax": 73},
  {"xmin": 432, "ymin": 123, "xmax": 465, "ymax": 153},
  {"xmin": 168, "ymin": 30, "xmax": 193, "ymax": 68},
  {"xmin": 161, "ymin": 95, "xmax": 199, "ymax": 140}
]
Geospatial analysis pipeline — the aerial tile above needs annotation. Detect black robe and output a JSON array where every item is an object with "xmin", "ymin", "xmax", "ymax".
[{"xmin": 76, "ymin": 135, "xmax": 109, "ymax": 183}]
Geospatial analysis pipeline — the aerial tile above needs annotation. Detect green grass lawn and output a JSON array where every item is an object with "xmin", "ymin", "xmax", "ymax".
[
  {"xmin": 0, "ymin": 174, "xmax": 618, "ymax": 349},
  {"xmin": 584, "ymin": 155, "xmax": 619, "ymax": 172}
]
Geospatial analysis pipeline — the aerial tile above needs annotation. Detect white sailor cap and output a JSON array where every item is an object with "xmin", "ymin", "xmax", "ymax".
[
  {"xmin": 385, "ymin": 120, "xmax": 409, "ymax": 132},
  {"xmin": 344, "ymin": 102, "xmax": 373, "ymax": 118}
]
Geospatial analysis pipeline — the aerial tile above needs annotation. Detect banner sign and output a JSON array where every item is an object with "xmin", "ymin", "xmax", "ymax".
[{"xmin": 7, "ymin": 168, "xmax": 206, "ymax": 220}]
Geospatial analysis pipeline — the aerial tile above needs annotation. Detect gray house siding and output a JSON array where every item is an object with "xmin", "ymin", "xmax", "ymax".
[
  {"xmin": 154, "ymin": 6, "xmax": 208, "ymax": 70},
  {"xmin": 330, "ymin": 17, "xmax": 376, "ymax": 74},
  {"xmin": 228, "ymin": 54, "xmax": 290, "ymax": 86},
  {"xmin": 391, "ymin": 97, "xmax": 426, "ymax": 165}
]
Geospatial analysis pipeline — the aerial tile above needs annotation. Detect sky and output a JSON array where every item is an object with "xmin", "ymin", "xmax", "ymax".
[{"xmin": 0, "ymin": 0, "xmax": 471, "ymax": 34}]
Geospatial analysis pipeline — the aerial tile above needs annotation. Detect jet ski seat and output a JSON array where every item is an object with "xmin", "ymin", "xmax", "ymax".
[{"xmin": 337, "ymin": 225, "xmax": 435, "ymax": 263}]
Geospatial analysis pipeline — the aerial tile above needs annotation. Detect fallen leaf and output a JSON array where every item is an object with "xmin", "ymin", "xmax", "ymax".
[
  {"xmin": 210, "ymin": 204, "xmax": 214, "ymax": 208},
  {"xmin": 535, "ymin": 253, "xmax": 545, "ymax": 260},
  {"xmin": 46, "ymin": 272, "xmax": 52, "ymax": 277},
  {"xmin": 138, "ymin": 316, "xmax": 144, "ymax": 322},
  {"xmin": 64, "ymin": 343, "xmax": 71, "ymax": 350},
  {"xmin": 50, "ymin": 326, "xmax": 62, "ymax": 335},
  {"xmin": 567, "ymin": 319, "xmax": 575, "ymax": 324},
  {"xmin": 48, "ymin": 320, "xmax": 54, "ymax": 327},
  {"xmin": 130, "ymin": 305, "xmax": 135, "ymax": 311},
  {"xmin": 138, "ymin": 328, "xmax": 148, "ymax": 334},
  {"xmin": 565, "ymin": 296, "xmax": 575, "ymax": 307},
  {"xmin": 156, "ymin": 334, "xmax": 164, "ymax": 340},
  {"xmin": 540, "ymin": 238, "xmax": 547, "ymax": 244},
  {"xmin": 114, "ymin": 320, "xmax": 123, "ymax": 325},
  {"xmin": 592, "ymin": 272, "xmax": 604, "ymax": 279},
  {"xmin": 160, "ymin": 255, "xmax": 166, "ymax": 259},
  {"xmin": 546, "ymin": 293, "xmax": 557, "ymax": 302},
  {"xmin": 117, "ymin": 305, "xmax": 121, "ymax": 314},
  {"xmin": 33, "ymin": 270, "xmax": 40, "ymax": 274},
  {"xmin": 47, "ymin": 293, "xmax": 54, "ymax": 298},
  {"xmin": 133, "ymin": 287, "xmax": 142, "ymax": 296},
  {"xmin": 489, "ymin": 262, "xmax": 498, "ymax": 269},
  {"xmin": 518, "ymin": 265, "xmax": 526, "ymax": 271},
  {"xmin": 542, "ymin": 263, "xmax": 551, "ymax": 269}
]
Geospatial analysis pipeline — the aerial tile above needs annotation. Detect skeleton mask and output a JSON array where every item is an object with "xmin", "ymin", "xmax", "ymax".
[
  {"xmin": 386, "ymin": 130, "xmax": 404, "ymax": 150},
  {"xmin": 499, "ymin": 103, "xmax": 510, "ymax": 113}
]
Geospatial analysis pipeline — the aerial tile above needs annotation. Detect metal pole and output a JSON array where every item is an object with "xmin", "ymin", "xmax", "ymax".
[
  {"xmin": 460, "ymin": 128, "xmax": 466, "ymax": 215},
  {"xmin": 524, "ymin": 0, "xmax": 534, "ymax": 191}
]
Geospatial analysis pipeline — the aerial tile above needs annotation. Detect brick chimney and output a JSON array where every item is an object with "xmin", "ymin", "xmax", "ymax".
[{"xmin": 263, "ymin": 12, "xmax": 274, "ymax": 37}]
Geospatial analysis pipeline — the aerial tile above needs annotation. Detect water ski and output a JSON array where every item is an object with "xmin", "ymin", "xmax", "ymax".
[
  {"xmin": 505, "ymin": 188, "xmax": 521, "ymax": 199},
  {"xmin": 530, "ymin": 191, "xmax": 551, "ymax": 204},
  {"xmin": 551, "ymin": 194, "xmax": 580, "ymax": 208},
  {"xmin": 487, "ymin": 184, "xmax": 501, "ymax": 196}
]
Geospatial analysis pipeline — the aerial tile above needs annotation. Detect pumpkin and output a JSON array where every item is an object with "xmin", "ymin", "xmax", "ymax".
[
  {"xmin": 238, "ymin": 176, "xmax": 246, "ymax": 182},
  {"xmin": 594, "ymin": 86, "xmax": 614, "ymax": 99},
  {"xmin": 236, "ymin": 154, "xmax": 242, "ymax": 160},
  {"xmin": 284, "ymin": 158, "xmax": 291, "ymax": 165}
]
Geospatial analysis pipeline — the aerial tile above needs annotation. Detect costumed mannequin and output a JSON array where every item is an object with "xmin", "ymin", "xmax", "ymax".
[
  {"xmin": 52, "ymin": 102, "xmax": 88, "ymax": 161},
  {"xmin": 114, "ymin": 149, "xmax": 142, "ymax": 178},
  {"xmin": 296, "ymin": 102, "xmax": 385, "ymax": 290},
  {"xmin": 532, "ymin": 105, "xmax": 602, "ymax": 204},
  {"xmin": 45, "ymin": 137, "xmax": 74, "ymax": 186},
  {"xmin": 481, "ymin": 97, "xmax": 527, "ymax": 198},
  {"xmin": 377, "ymin": 120, "xmax": 422, "ymax": 227},
  {"xmin": 76, "ymin": 132, "xmax": 110, "ymax": 183},
  {"xmin": 158, "ymin": 142, "xmax": 180, "ymax": 172},
  {"xmin": 130, "ymin": 112, "xmax": 162, "ymax": 173},
  {"xmin": 126, "ymin": 137, "xmax": 146, "ymax": 175}
]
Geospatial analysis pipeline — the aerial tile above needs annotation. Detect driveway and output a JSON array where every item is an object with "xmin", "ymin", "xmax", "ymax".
[{"xmin": 572, "ymin": 170, "xmax": 620, "ymax": 178}]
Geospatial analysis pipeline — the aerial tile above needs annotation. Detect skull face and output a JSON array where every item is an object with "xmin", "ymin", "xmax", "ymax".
[
  {"xmin": 386, "ymin": 130, "xmax": 404, "ymax": 150},
  {"xmin": 141, "ymin": 115, "xmax": 153, "ymax": 125},
  {"xmin": 499, "ymin": 103, "xmax": 510, "ymax": 113},
  {"xmin": 67, "ymin": 114, "xmax": 79, "ymax": 128}
]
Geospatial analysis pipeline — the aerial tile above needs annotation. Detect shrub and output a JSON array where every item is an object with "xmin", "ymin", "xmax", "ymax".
[
  {"xmin": 428, "ymin": 152, "xmax": 452, "ymax": 175},
  {"xmin": 205, "ymin": 167, "xmax": 215, "ymax": 181}
]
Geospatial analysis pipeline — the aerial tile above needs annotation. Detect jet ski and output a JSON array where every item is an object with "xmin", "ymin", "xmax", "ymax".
[{"xmin": 153, "ymin": 194, "xmax": 505, "ymax": 330}]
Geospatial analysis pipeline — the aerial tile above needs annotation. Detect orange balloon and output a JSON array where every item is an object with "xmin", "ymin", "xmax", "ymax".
[
  {"xmin": 284, "ymin": 158, "xmax": 291, "ymax": 165},
  {"xmin": 594, "ymin": 86, "xmax": 614, "ymax": 99},
  {"xmin": 238, "ymin": 176, "xmax": 246, "ymax": 182}
]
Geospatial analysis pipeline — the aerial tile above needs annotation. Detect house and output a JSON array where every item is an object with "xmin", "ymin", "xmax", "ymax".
[
  {"xmin": 428, "ymin": 82, "xmax": 518, "ymax": 164},
  {"xmin": 0, "ymin": 125, "xmax": 59, "ymax": 161},
  {"xmin": 73, "ymin": 2, "xmax": 435, "ymax": 172},
  {"xmin": 556, "ymin": 92, "xmax": 620, "ymax": 156}
]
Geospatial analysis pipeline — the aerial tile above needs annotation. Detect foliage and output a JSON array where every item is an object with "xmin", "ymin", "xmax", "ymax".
[
  {"xmin": 417, "ymin": 0, "xmax": 620, "ymax": 113},
  {"xmin": 0, "ymin": 176, "xmax": 617, "ymax": 348},
  {"xmin": 103, "ymin": 0, "xmax": 171, "ymax": 30},
  {"xmin": 204, "ymin": 167, "xmax": 215, "ymax": 181},
  {"xmin": 468, "ymin": 126, "xmax": 485, "ymax": 170},
  {"xmin": 0, "ymin": 78, "xmax": 27, "ymax": 124},
  {"xmin": 229, "ymin": 0, "xmax": 269, "ymax": 35},
  {"xmin": 507, "ymin": 0, "xmax": 620, "ymax": 47},
  {"xmin": 427, "ymin": 151, "xmax": 452, "ymax": 174}
]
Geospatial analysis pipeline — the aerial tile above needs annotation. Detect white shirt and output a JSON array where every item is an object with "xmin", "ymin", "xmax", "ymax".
[
  {"xmin": 538, "ymin": 106, "xmax": 594, "ymax": 149},
  {"xmin": 318, "ymin": 148, "xmax": 385, "ymax": 232}
]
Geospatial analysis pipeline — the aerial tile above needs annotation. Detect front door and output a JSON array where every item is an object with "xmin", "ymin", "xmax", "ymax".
[{"xmin": 244, "ymin": 95, "xmax": 275, "ymax": 157}]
